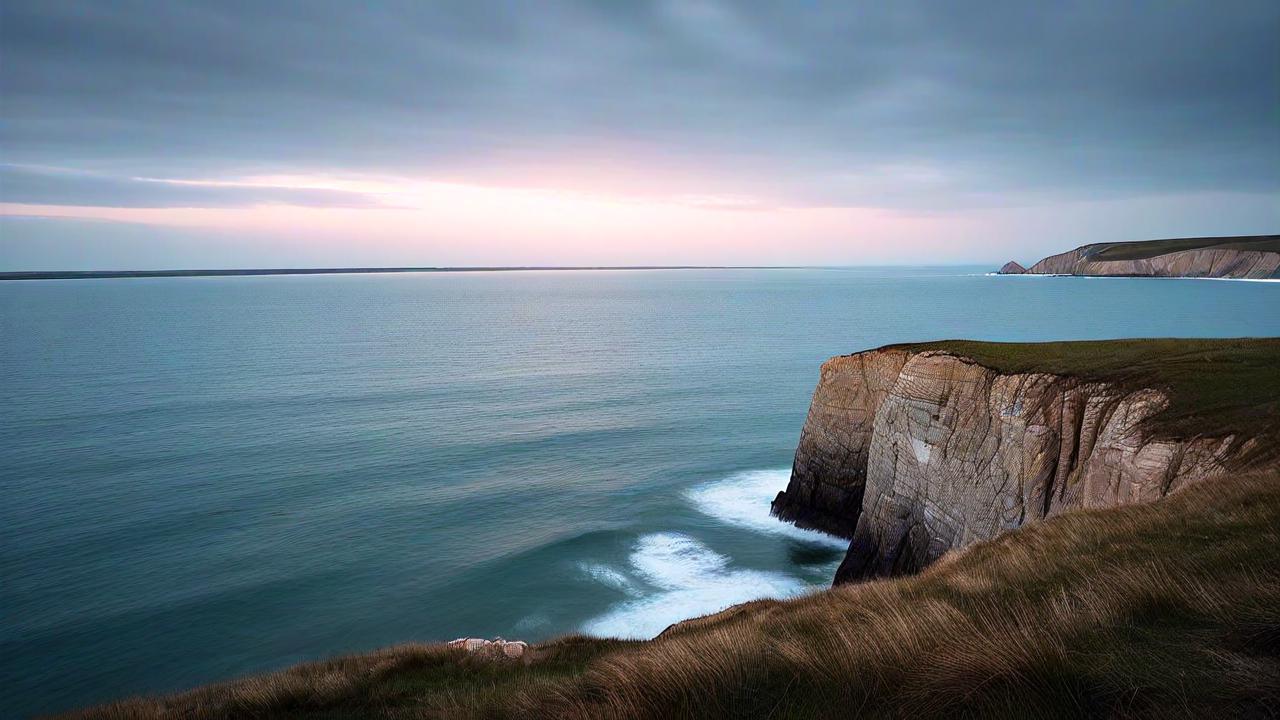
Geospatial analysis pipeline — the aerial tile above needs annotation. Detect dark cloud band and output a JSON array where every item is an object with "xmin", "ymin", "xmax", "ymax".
[{"xmin": 1, "ymin": 0, "xmax": 1276, "ymax": 208}]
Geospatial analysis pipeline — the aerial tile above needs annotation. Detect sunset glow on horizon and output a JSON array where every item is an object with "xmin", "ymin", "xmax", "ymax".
[{"xmin": 0, "ymin": 169, "xmax": 966, "ymax": 267}]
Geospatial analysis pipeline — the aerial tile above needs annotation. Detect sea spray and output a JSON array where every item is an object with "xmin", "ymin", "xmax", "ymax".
[
  {"xmin": 580, "ymin": 532, "xmax": 807, "ymax": 639},
  {"xmin": 684, "ymin": 469, "xmax": 848, "ymax": 548},
  {"xmin": 579, "ymin": 470, "xmax": 848, "ymax": 639}
]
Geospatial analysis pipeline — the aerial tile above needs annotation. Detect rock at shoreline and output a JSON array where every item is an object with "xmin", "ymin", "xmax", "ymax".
[
  {"xmin": 447, "ymin": 637, "xmax": 527, "ymax": 660},
  {"xmin": 997, "ymin": 260, "xmax": 1026, "ymax": 274}
]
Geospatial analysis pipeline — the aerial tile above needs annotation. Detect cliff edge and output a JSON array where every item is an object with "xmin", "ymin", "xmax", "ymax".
[
  {"xmin": 772, "ymin": 338, "xmax": 1279, "ymax": 583},
  {"xmin": 999, "ymin": 234, "xmax": 1280, "ymax": 278}
]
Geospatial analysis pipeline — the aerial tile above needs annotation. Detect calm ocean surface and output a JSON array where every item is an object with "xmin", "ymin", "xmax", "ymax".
[{"xmin": 3, "ymin": 267, "xmax": 1278, "ymax": 716}]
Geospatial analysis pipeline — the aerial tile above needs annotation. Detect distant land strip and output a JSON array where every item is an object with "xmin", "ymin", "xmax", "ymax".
[{"xmin": 0, "ymin": 266, "xmax": 789, "ymax": 281}]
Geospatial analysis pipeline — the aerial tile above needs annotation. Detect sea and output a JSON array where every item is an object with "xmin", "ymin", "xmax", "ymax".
[{"xmin": 2, "ymin": 267, "xmax": 1278, "ymax": 717}]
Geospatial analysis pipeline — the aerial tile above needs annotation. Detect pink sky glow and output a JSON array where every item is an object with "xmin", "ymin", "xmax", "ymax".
[{"xmin": 2, "ymin": 171, "xmax": 1277, "ymax": 269}]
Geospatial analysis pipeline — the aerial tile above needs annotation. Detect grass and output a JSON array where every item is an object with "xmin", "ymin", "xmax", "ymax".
[
  {"xmin": 61, "ymin": 636, "xmax": 641, "ymax": 720},
  {"xmin": 882, "ymin": 338, "xmax": 1280, "ymax": 463},
  {"xmin": 64, "ymin": 472, "xmax": 1280, "ymax": 719},
  {"xmin": 1078, "ymin": 235, "xmax": 1280, "ymax": 261}
]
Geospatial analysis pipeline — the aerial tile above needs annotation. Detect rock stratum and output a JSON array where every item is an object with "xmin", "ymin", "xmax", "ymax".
[
  {"xmin": 772, "ymin": 339, "xmax": 1278, "ymax": 584},
  {"xmin": 997, "ymin": 234, "xmax": 1280, "ymax": 278}
]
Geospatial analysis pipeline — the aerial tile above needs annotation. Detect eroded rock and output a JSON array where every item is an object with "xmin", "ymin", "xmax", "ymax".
[
  {"xmin": 447, "ymin": 637, "xmax": 528, "ymax": 661},
  {"xmin": 1024, "ymin": 238, "xmax": 1280, "ymax": 278},
  {"xmin": 772, "ymin": 348, "xmax": 1263, "ymax": 584}
]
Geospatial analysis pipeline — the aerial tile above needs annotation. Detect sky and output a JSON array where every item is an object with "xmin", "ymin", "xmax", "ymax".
[{"xmin": 1, "ymin": 1, "xmax": 1277, "ymax": 269}]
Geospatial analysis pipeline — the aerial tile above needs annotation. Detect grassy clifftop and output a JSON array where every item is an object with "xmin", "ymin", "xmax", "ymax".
[
  {"xmin": 1083, "ymin": 235, "xmax": 1280, "ymax": 261},
  {"xmin": 886, "ymin": 338, "xmax": 1280, "ymax": 459},
  {"xmin": 68, "ymin": 472, "xmax": 1280, "ymax": 719}
]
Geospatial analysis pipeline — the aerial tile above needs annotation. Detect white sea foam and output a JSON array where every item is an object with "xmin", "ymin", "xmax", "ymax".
[
  {"xmin": 579, "ymin": 470, "xmax": 847, "ymax": 639},
  {"xmin": 1180, "ymin": 276, "xmax": 1280, "ymax": 283},
  {"xmin": 629, "ymin": 532, "xmax": 729, "ymax": 588},
  {"xmin": 981, "ymin": 272, "xmax": 1064, "ymax": 278},
  {"xmin": 513, "ymin": 613, "xmax": 551, "ymax": 633},
  {"xmin": 577, "ymin": 562, "xmax": 642, "ymax": 597},
  {"xmin": 580, "ymin": 532, "xmax": 808, "ymax": 639},
  {"xmin": 684, "ymin": 469, "xmax": 848, "ymax": 548}
]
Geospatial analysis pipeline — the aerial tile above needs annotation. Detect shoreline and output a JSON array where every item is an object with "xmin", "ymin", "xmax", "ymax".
[{"xmin": 984, "ymin": 272, "xmax": 1280, "ymax": 282}]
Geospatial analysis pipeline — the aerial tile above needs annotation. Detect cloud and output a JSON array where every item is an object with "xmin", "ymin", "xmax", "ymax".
[
  {"xmin": 2, "ymin": 0, "xmax": 1276, "ymax": 210},
  {"xmin": 0, "ymin": 165, "xmax": 387, "ymax": 208}
]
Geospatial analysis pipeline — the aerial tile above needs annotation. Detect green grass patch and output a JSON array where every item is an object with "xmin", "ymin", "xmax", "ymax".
[
  {"xmin": 884, "ymin": 338, "xmax": 1280, "ymax": 461},
  {"xmin": 1080, "ymin": 234, "xmax": 1280, "ymax": 261}
]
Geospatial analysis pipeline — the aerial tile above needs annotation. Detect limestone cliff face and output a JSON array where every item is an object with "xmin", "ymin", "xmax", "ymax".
[
  {"xmin": 772, "ymin": 348, "xmax": 1260, "ymax": 584},
  {"xmin": 1025, "ymin": 243, "xmax": 1280, "ymax": 278},
  {"xmin": 772, "ymin": 350, "xmax": 910, "ymax": 537}
]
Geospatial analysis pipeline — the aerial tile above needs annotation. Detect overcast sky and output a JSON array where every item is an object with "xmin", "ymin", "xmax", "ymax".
[{"xmin": 1, "ymin": 1, "xmax": 1277, "ymax": 269}]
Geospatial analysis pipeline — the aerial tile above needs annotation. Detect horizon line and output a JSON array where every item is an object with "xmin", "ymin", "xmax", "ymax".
[{"xmin": 0, "ymin": 264, "xmax": 1000, "ymax": 281}]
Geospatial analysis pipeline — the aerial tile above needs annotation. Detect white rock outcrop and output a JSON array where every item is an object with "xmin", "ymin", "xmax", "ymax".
[{"xmin": 446, "ymin": 637, "xmax": 528, "ymax": 660}]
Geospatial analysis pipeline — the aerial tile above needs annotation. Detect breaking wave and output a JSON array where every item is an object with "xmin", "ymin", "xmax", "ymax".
[
  {"xmin": 579, "ymin": 469, "xmax": 845, "ymax": 639},
  {"xmin": 580, "ymin": 532, "xmax": 807, "ymax": 639},
  {"xmin": 684, "ymin": 469, "xmax": 848, "ymax": 548}
]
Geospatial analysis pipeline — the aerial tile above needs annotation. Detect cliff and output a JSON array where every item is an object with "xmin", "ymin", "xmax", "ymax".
[
  {"xmin": 772, "ymin": 338, "xmax": 1279, "ymax": 584},
  {"xmin": 1003, "ymin": 234, "xmax": 1280, "ymax": 278}
]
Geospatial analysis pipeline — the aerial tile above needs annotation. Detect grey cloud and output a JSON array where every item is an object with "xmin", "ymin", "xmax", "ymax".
[{"xmin": 1, "ymin": 0, "xmax": 1276, "ymax": 208}]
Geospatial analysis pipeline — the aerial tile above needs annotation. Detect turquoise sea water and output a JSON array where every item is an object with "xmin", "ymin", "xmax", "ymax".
[{"xmin": 2, "ymin": 267, "xmax": 1278, "ymax": 717}]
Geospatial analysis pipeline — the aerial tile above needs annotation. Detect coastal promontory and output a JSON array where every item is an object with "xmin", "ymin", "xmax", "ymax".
[
  {"xmin": 997, "ymin": 234, "xmax": 1280, "ymax": 278},
  {"xmin": 772, "ymin": 338, "xmax": 1279, "ymax": 582}
]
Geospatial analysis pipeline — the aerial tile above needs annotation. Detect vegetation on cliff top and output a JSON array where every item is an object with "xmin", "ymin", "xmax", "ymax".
[
  {"xmin": 1076, "ymin": 234, "xmax": 1280, "ymax": 262},
  {"xmin": 66, "ymin": 472, "xmax": 1280, "ymax": 719},
  {"xmin": 888, "ymin": 338, "xmax": 1280, "ymax": 460}
]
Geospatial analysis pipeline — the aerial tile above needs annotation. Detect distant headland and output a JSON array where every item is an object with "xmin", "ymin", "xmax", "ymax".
[{"xmin": 997, "ymin": 234, "xmax": 1280, "ymax": 279}]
